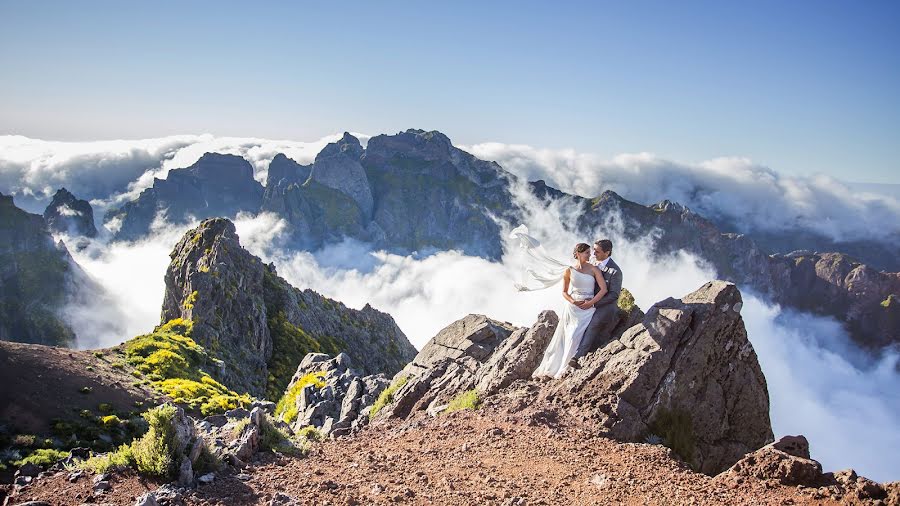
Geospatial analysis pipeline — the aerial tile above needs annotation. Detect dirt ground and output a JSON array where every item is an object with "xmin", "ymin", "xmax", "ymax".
[{"xmin": 7, "ymin": 398, "xmax": 841, "ymax": 506}]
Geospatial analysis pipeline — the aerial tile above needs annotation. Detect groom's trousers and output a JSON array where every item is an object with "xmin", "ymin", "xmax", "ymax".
[{"xmin": 574, "ymin": 301, "xmax": 619, "ymax": 358}]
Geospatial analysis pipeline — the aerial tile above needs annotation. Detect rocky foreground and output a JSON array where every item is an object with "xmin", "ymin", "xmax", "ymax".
[{"xmin": 4, "ymin": 280, "xmax": 897, "ymax": 505}]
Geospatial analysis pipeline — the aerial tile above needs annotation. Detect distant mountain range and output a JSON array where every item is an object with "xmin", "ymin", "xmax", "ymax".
[{"xmin": 0, "ymin": 129, "xmax": 897, "ymax": 351}]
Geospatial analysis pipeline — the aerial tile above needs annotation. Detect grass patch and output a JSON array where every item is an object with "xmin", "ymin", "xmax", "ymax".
[
  {"xmin": 369, "ymin": 376, "xmax": 408, "ymax": 420},
  {"xmin": 13, "ymin": 448, "xmax": 69, "ymax": 467},
  {"xmin": 646, "ymin": 407, "xmax": 695, "ymax": 465},
  {"xmin": 124, "ymin": 318, "xmax": 250, "ymax": 415},
  {"xmin": 260, "ymin": 416, "xmax": 307, "ymax": 456},
  {"xmin": 79, "ymin": 444, "xmax": 133, "ymax": 474},
  {"xmin": 274, "ymin": 371, "xmax": 327, "ymax": 424},
  {"xmin": 446, "ymin": 389, "xmax": 481, "ymax": 413}
]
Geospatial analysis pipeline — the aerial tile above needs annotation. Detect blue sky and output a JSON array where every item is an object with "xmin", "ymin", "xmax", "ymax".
[{"xmin": 1, "ymin": 1, "xmax": 898, "ymax": 182}]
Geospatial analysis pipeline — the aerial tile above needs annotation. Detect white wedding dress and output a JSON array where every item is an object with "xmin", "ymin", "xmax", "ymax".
[
  {"xmin": 508, "ymin": 225, "xmax": 597, "ymax": 379},
  {"xmin": 531, "ymin": 267, "xmax": 596, "ymax": 378}
]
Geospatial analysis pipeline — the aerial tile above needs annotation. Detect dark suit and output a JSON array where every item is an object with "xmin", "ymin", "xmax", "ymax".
[{"xmin": 574, "ymin": 257, "xmax": 623, "ymax": 358}]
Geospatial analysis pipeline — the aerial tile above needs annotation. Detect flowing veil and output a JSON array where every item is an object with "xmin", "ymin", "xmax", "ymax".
[{"xmin": 509, "ymin": 225, "xmax": 571, "ymax": 291}]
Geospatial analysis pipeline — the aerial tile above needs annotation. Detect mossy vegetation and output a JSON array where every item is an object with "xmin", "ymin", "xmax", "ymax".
[
  {"xmin": 296, "ymin": 425, "xmax": 323, "ymax": 442},
  {"xmin": 13, "ymin": 448, "xmax": 69, "ymax": 467},
  {"xmin": 274, "ymin": 371, "xmax": 327, "ymax": 424},
  {"xmin": 646, "ymin": 407, "xmax": 695, "ymax": 465},
  {"xmin": 369, "ymin": 376, "xmax": 408, "ymax": 420},
  {"xmin": 618, "ymin": 287, "xmax": 636, "ymax": 314},
  {"xmin": 124, "ymin": 318, "xmax": 250, "ymax": 415},
  {"xmin": 445, "ymin": 389, "xmax": 481, "ymax": 413},
  {"xmin": 882, "ymin": 295, "xmax": 896, "ymax": 308}
]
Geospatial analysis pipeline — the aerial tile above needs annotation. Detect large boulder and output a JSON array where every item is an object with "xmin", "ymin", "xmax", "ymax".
[
  {"xmin": 550, "ymin": 281, "xmax": 773, "ymax": 475},
  {"xmin": 718, "ymin": 435, "xmax": 822, "ymax": 486}
]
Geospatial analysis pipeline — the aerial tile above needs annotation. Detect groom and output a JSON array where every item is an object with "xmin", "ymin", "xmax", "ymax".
[{"xmin": 570, "ymin": 238, "xmax": 623, "ymax": 367}]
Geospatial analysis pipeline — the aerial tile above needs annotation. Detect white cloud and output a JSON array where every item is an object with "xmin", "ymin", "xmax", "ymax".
[{"xmin": 461, "ymin": 142, "xmax": 900, "ymax": 245}]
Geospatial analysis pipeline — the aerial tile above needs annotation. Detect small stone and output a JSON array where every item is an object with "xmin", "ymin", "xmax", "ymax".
[
  {"xmin": 93, "ymin": 480, "xmax": 112, "ymax": 492},
  {"xmin": 134, "ymin": 492, "xmax": 159, "ymax": 506},
  {"xmin": 198, "ymin": 472, "xmax": 216, "ymax": 484},
  {"xmin": 236, "ymin": 473, "xmax": 252, "ymax": 481}
]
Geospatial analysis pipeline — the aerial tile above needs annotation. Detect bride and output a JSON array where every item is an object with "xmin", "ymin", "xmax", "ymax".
[{"xmin": 510, "ymin": 226, "xmax": 608, "ymax": 379}]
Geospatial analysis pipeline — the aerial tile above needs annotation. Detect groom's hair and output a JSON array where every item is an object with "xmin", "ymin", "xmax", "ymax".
[{"xmin": 595, "ymin": 239, "xmax": 613, "ymax": 255}]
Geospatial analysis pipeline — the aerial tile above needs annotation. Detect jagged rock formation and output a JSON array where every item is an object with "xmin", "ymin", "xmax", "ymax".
[
  {"xmin": 106, "ymin": 153, "xmax": 264, "ymax": 240},
  {"xmin": 309, "ymin": 132, "xmax": 374, "ymax": 220},
  {"xmin": 551, "ymin": 281, "xmax": 773, "ymax": 475},
  {"xmin": 278, "ymin": 352, "xmax": 390, "ymax": 437},
  {"xmin": 99, "ymin": 130, "xmax": 898, "ymax": 350},
  {"xmin": 160, "ymin": 217, "xmax": 417, "ymax": 398},
  {"xmin": 42, "ymin": 187, "xmax": 98, "ymax": 238},
  {"xmin": 0, "ymin": 192, "xmax": 77, "ymax": 346},
  {"xmin": 366, "ymin": 281, "xmax": 771, "ymax": 475}
]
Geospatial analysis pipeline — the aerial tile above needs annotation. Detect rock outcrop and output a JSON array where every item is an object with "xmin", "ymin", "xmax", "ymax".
[
  {"xmin": 0, "ymin": 192, "xmax": 78, "ymax": 347},
  {"xmin": 42, "ymin": 187, "xmax": 98, "ymax": 238},
  {"xmin": 160, "ymin": 217, "xmax": 417, "ymax": 398},
  {"xmin": 366, "ymin": 281, "xmax": 772, "ymax": 476},
  {"xmin": 719, "ymin": 435, "xmax": 822, "ymax": 486},
  {"xmin": 551, "ymin": 281, "xmax": 773, "ymax": 475},
  {"xmin": 277, "ymin": 352, "xmax": 390, "ymax": 438},
  {"xmin": 309, "ymin": 132, "xmax": 374, "ymax": 220},
  {"xmin": 106, "ymin": 153, "xmax": 264, "ymax": 240}
]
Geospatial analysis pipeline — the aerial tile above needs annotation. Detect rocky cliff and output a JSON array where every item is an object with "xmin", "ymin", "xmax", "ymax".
[
  {"xmin": 160, "ymin": 218, "xmax": 417, "ymax": 399},
  {"xmin": 0, "ymin": 192, "xmax": 78, "ymax": 347},
  {"xmin": 42, "ymin": 187, "xmax": 98, "ymax": 238}
]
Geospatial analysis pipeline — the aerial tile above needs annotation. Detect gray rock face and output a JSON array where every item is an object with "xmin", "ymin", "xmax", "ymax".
[
  {"xmin": 362, "ymin": 129, "xmax": 517, "ymax": 259},
  {"xmin": 309, "ymin": 133, "xmax": 374, "ymax": 220},
  {"xmin": 551, "ymin": 281, "xmax": 773, "ymax": 475},
  {"xmin": 0, "ymin": 192, "xmax": 77, "ymax": 346},
  {"xmin": 279, "ymin": 352, "xmax": 389, "ymax": 437},
  {"xmin": 106, "ymin": 153, "xmax": 264, "ymax": 241},
  {"xmin": 160, "ymin": 218, "xmax": 416, "ymax": 397},
  {"xmin": 266, "ymin": 153, "xmax": 312, "ymax": 189},
  {"xmin": 43, "ymin": 187, "xmax": 98, "ymax": 238}
]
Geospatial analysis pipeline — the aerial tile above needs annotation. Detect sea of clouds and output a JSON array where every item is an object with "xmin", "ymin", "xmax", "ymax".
[{"xmin": 1, "ymin": 133, "xmax": 898, "ymax": 481}]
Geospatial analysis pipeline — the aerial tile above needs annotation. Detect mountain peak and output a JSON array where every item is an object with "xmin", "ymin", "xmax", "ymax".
[
  {"xmin": 44, "ymin": 187, "xmax": 98, "ymax": 238},
  {"xmin": 316, "ymin": 132, "xmax": 363, "ymax": 161}
]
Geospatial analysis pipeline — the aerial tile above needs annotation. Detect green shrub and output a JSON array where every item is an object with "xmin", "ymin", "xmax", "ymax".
[
  {"xmin": 446, "ymin": 390, "xmax": 481, "ymax": 413},
  {"xmin": 618, "ymin": 288, "xmax": 636, "ymax": 314},
  {"xmin": 98, "ymin": 403, "xmax": 113, "ymax": 413},
  {"xmin": 646, "ymin": 408, "xmax": 695, "ymax": 465},
  {"xmin": 231, "ymin": 418, "xmax": 251, "ymax": 437},
  {"xmin": 264, "ymin": 307, "xmax": 342, "ymax": 401},
  {"xmin": 369, "ymin": 376, "xmax": 408, "ymax": 420},
  {"xmin": 131, "ymin": 404, "xmax": 179, "ymax": 478},
  {"xmin": 13, "ymin": 448, "xmax": 69, "ymax": 467},
  {"xmin": 85, "ymin": 365, "xmax": 94, "ymax": 372},
  {"xmin": 296, "ymin": 425, "xmax": 323, "ymax": 442},
  {"xmin": 274, "ymin": 371, "xmax": 327, "ymax": 424},
  {"xmin": 79, "ymin": 386, "xmax": 92, "ymax": 394},
  {"xmin": 93, "ymin": 352, "xmax": 105, "ymax": 359},
  {"xmin": 101, "ymin": 415, "xmax": 121, "ymax": 428}
]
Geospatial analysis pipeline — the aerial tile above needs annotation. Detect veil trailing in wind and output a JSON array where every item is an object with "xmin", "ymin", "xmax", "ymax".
[{"xmin": 509, "ymin": 224, "xmax": 571, "ymax": 291}]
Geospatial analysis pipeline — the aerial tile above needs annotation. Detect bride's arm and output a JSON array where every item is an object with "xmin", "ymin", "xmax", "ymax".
[
  {"xmin": 584, "ymin": 266, "xmax": 608, "ymax": 307},
  {"xmin": 562, "ymin": 268, "xmax": 577, "ymax": 304}
]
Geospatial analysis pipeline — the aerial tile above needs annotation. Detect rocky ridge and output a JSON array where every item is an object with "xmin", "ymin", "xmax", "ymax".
[
  {"xmin": 160, "ymin": 217, "xmax": 417, "ymax": 398},
  {"xmin": 101, "ymin": 129, "xmax": 899, "ymax": 350}
]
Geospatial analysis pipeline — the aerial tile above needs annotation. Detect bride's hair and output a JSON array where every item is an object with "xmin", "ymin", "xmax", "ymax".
[{"xmin": 573, "ymin": 242, "xmax": 590, "ymax": 258}]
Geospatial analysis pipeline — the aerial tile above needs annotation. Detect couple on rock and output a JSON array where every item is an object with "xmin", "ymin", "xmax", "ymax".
[{"xmin": 510, "ymin": 225, "xmax": 624, "ymax": 379}]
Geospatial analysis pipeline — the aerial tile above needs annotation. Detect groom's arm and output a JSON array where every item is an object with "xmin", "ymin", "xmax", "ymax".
[{"xmin": 593, "ymin": 270, "xmax": 622, "ymax": 308}]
